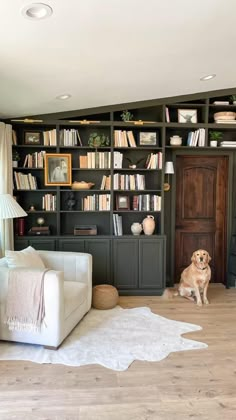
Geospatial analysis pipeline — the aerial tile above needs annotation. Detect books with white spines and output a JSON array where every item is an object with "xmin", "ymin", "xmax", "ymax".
[
  {"xmin": 213, "ymin": 101, "xmax": 229, "ymax": 105},
  {"xmin": 220, "ymin": 141, "xmax": 236, "ymax": 147},
  {"xmin": 198, "ymin": 128, "xmax": 206, "ymax": 147},
  {"xmin": 216, "ymin": 120, "xmax": 236, "ymax": 124}
]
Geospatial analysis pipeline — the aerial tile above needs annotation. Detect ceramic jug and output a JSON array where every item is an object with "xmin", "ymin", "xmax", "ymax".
[
  {"xmin": 142, "ymin": 215, "xmax": 155, "ymax": 235},
  {"xmin": 131, "ymin": 222, "xmax": 142, "ymax": 236}
]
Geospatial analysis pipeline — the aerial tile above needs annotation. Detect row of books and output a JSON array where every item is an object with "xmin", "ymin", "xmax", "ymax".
[
  {"xmin": 146, "ymin": 152, "xmax": 162, "ymax": 169},
  {"xmin": 187, "ymin": 129, "xmax": 206, "ymax": 147},
  {"xmin": 14, "ymin": 172, "xmax": 38, "ymax": 190},
  {"xmin": 59, "ymin": 129, "xmax": 82, "ymax": 146},
  {"xmin": 81, "ymin": 194, "xmax": 111, "ymax": 211},
  {"xmin": 113, "ymin": 214, "xmax": 123, "ymax": 236},
  {"xmin": 43, "ymin": 129, "xmax": 57, "ymax": 146},
  {"xmin": 23, "ymin": 151, "xmax": 46, "ymax": 168},
  {"xmin": 42, "ymin": 194, "xmax": 56, "ymax": 211},
  {"xmin": 114, "ymin": 130, "xmax": 137, "ymax": 147},
  {"xmin": 113, "ymin": 174, "xmax": 145, "ymax": 191},
  {"xmin": 100, "ymin": 175, "xmax": 111, "ymax": 190},
  {"xmin": 79, "ymin": 152, "xmax": 111, "ymax": 169},
  {"xmin": 132, "ymin": 195, "xmax": 161, "ymax": 211}
]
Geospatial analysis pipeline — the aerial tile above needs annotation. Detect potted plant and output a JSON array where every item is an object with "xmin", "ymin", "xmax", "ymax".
[
  {"xmin": 12, "ymin": 150, "xmax": 20, "ymax": 167},
  {"xmin": 120, "ymin": 110, "xmax": 133, "ymax": 122},
  {"xmin": 229, "ymin": 95, "xmax": 236, "ymax": 105},
  {"xmin": 88, "ymin": 132, "xmax": 110, "ymax": 148},
  {"xmin": 209, "ymin": 131, "xmax": 223, "ymax": 147}
]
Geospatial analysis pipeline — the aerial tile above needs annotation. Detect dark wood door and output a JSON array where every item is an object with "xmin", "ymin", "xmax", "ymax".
[{"xmin": 175, "ymin": 155, "xmax": 228, "ymax": 284}]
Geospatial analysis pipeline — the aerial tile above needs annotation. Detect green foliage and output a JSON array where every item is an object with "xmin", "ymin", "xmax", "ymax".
[
  {"xmin": 120, "ymin": 110, "xmax": 133, "ymax": 122},
  {"xmin": 88, "ymin": 132, "xmax": 110, "ymax": 148},
  {"xmin": 209, "ymin": 131, "xmax": 223, "ymax": 141},
  {"xmin": 12, "ymin": 150, "xmax": 20, "ymax": 161},
  {"xmin": 230, "ymin": 95, "xmax": 236, "ymax": 104}
]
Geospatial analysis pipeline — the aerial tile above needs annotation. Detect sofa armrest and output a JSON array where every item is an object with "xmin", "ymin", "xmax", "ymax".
[{"xmin": 0, "ymin": 267, "xmax": 64, "ymax": 319}]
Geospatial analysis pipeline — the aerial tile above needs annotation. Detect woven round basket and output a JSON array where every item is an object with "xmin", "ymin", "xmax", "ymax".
[{"xmin": 92, "ymin": 284, "xmax": 119, "ymax": 310}]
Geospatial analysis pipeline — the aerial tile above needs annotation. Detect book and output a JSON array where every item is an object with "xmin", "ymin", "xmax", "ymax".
[{"xmin": 165, "ymin": 107, "xmax": 170, "ymax": 122}]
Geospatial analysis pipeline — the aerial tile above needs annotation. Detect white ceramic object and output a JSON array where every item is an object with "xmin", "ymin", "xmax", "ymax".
[
  {"xmin": 210, "ymin": 140, "xmax": 217, "ymax": 147},
  {"xmin": 142, "ymin": 215, "xmax": 155, "ymax": 235},
  {"xmin": 170, "ymin": 135, "xmax": 182, "ymax": 146},
  {"xmin": 131, "ymin": 222, "xmax": 142, "ymax": 236}
]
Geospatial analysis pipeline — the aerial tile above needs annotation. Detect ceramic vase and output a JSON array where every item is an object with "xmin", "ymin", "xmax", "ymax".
[
  {"xmin": 131, "ymin": 222, "xmax": 142, "ymax": 236},
  {"xmin": 142, "ymin": 215, "xmax": 155, "ymax": 235}
]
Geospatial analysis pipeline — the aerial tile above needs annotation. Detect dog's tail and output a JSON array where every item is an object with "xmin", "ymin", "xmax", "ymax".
[{"xmin": 161, "ymin": 287, "xmax": 179, "ymax": 300}]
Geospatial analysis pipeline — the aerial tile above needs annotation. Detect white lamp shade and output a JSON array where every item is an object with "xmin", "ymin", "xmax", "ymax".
[
  {"xmin": 0, "ymin": 194, "xmax": 27, "ymax": 219},
  {"xmin": 164, "ymin": 161, "xmax": 174, "ymax": 175}
]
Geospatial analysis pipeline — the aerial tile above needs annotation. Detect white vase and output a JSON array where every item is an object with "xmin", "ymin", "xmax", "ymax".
[
  {"xmin": 142, "ymin": 215, "xmax": 155, "ymax": 235},
  {"xmin": 131, "ymin": 222, "xmax": 142, "ymax": 236},
  {"xmin": 12, "ymin": 161, "xmax": 18, "ymax": 168}
]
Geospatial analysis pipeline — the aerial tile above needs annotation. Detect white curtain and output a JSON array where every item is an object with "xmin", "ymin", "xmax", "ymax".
[{"xmin": 0, "ymin": 122, "xmax": 13, "ymax": 257}]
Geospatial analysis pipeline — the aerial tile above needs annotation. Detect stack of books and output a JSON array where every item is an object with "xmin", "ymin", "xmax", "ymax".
[{"xmin": 220, "ymin": 141, "xmax": 236, "ymax": 147}]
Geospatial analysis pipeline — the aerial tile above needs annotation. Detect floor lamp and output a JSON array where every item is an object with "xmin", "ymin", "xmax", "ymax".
[{"xmin": 0, "ymin": 194, "xmax": 27, "ymax": 251}]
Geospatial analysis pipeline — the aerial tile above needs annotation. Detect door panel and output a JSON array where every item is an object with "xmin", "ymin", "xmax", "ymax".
[{"xmin": 175, "ymin": 156, "xmax": 228, "ymax": 284}]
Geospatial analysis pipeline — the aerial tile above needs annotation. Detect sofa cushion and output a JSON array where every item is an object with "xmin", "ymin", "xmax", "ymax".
[
  {"xmin": 5, "ymin": 246, "xmax": 45, "ymax": 269},
  {"xmin": 64, "ymin": 281, "xmax": 88, "ymax": 319},
  {"xmin": 0, "ymin": 257, "xmax": 8, "ymax": 267}
]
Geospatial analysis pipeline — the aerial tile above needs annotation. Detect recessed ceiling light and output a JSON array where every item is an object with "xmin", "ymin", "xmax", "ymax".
[
  {"xmin": 21, "ymin": 3, "xmax": 53, "ymax": 20},
  {"xmin": 56, "ymin": 94, "xmax": 71, "ymax": 100},
  {"xmin": 200, "ymin": 74, "xmax": 216, "ymax": 81}
]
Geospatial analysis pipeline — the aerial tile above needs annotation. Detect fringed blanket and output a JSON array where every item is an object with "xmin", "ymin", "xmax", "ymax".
[{"xmin": 5, "ymin": 268, "xmax": 49, "ymax": 332}]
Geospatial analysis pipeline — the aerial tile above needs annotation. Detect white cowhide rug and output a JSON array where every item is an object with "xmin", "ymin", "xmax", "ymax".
[{"xmin": 0, "ymin": 306, "xmax": 208, "ymax": 371}]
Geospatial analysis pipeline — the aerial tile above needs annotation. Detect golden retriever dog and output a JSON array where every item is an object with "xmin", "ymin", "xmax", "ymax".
[{"xmin": 163, "ymin": 249, "xmax": 211, "ymax": 306}]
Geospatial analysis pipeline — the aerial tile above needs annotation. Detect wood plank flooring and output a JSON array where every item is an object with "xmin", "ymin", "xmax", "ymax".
[{"xmin": 0, "ymin": 284, "xmax": 235, "ymax": 420}]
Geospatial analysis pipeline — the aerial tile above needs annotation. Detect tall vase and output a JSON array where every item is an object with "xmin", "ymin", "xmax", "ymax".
[{"xmin": 142, "ymin": 215, "xmax": 155, "ymax": 235}]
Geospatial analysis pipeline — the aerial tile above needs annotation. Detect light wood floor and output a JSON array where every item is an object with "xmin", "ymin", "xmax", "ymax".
[{"xmin": 0, "ymin": 284, "xmax": 235, "ymax": 420}]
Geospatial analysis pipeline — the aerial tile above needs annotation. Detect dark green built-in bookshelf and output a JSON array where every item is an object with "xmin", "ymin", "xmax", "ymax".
[{"xmin": 9, "ymin": 87, "xmax": 236, "ymax": 291}]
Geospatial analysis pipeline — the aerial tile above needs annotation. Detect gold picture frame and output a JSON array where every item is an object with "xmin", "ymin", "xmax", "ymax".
[{"xmin": 44, "ymin": 153, "xmax": 72, "ymax": 186}]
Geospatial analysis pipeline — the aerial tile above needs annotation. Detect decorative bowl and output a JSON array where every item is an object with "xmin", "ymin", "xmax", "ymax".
[
  {"xmin": 170, "ymin": 136, "xmax": 182, "ymax": 146},
  {"xmin": 71, "ymin": 181, "xmax": 95, "ymax": 190},
  {"xmin": 214, "ymin": 111, "xmax": 236, "ymax": 121}
]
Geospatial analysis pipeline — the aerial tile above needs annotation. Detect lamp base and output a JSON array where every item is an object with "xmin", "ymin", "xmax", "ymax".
[{"xmin": 164, "ymin": 182, "xmax": 171, "ymax": 192}]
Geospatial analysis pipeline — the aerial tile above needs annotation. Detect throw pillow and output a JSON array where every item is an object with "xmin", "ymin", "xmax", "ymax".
[{"xmin": 5, "ymin": 246, "xmax": 45, "ymax": 269}]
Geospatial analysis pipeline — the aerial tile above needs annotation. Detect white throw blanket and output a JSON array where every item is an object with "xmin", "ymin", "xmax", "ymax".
[{"xmin": 5, "ymin": 268, "xmax": 48, "ymax": 332}]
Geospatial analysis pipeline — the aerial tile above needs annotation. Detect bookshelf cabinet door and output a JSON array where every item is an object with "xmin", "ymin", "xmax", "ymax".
[
  {"xmin": 139, "ymin": 237, "xmax": 166, "ymax": 290},
  {"xmin": 113, "ymin": 239, "xmax": 139, "ymax": 289},
  {"xmin": 28, "ymin": 239, "xmax": 56, "ymax": 251},
  {"xmin": 85, "ymin": 239, "xmax": 111, "ymax": 286},
  {"xmin": 58, "ymin": 239, "xmax": 85, "ymax": 253}
]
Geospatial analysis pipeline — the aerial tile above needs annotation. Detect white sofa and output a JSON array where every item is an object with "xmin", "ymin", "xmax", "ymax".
[{"xmin": 0, "ymin": 250, "xmax": 92, "ymax": 348}]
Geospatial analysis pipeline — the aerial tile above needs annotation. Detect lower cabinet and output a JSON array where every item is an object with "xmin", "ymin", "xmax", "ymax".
[
  {"xmin": 58, "ymin": 238, "xmax": 111, "ymax": 286},
  {"xmin": 14, "ymin": 238, "xmax": 56, "ymax": 251},
  {"xmin": 113, "ymin": 236, "xmax": 166, "ymax": 295},
  {"xmin": 14, "ymin": 235, "xmax": 166, "ymax": 295}
]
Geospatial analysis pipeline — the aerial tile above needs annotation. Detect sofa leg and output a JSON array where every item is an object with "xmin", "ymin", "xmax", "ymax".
[{"xmin": 44, "ymin": 345, "xmax": 59, "ymax": 350}]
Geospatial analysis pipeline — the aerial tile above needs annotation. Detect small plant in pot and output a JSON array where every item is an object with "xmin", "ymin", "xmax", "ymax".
[
  {"xmin": 229, "ymin": 95, "xmax": 236, "ymax": 105},
  {"xmin": 12, "ymin": 150, "xmax": 20, "ymax": 167},
  {"xmin": 88, "ymin": 132, "xmax": 110, "ymax": 148},
  {"xmin": 209, "ymin": 131, "xmax": 223, "ymax": 147}
]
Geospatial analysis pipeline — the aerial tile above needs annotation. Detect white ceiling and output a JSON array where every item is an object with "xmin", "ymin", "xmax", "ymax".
[{"xmin": 1, "ymin": 0, "xmax": 236, "ymax": 119}]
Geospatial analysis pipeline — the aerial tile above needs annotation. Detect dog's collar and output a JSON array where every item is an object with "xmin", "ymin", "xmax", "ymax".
[{"xmin": 197, "ymin": 266, "xmax": 208, "ymax": 271}]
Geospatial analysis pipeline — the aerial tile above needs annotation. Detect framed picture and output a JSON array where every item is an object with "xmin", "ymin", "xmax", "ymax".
[
  {"xmin": 178, "ymin": 109, "xmax": 197, "ymax": 123},
  {"xmin": 24, "ymin": 131, "xmax": 41, "ymax": 145},
  {"xmin": 44, "ymin": 153, "xmax": 72, "ymax": 186},
  {"xmin": 116, "ymin": 195, "xmax": 130, "ymax": 210},
  {"xmin": 139, "ymin": 132, "xmax": 157, "ymax": 146}
]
